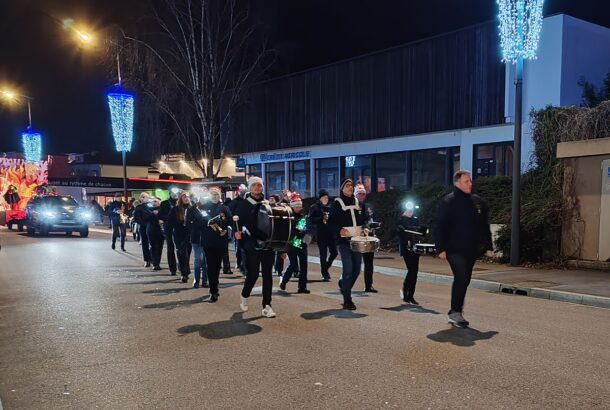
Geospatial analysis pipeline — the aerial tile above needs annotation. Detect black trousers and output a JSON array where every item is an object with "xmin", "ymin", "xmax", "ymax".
[
  {"xmin": 163, "ymin": 224, "xmax": 178, "ymax": 273},
  {"xmin": 282, "ymin": 245, "xmax": 308, "ymax": 290},
  {"xmin": 222, "ymin": 245, "xmax": 231, "ymax": 273},
  {"xmin": 148, "ymin": 230, "xmax": 165, "ymax": 267},
  {"xmin": 235, "ymin": 239, "xmax": 243, "ymax": 269},
  {"xmin": 241, "ymin": 246, "xmax": 275, "ymax": 307},
  {"xmin": 175, "ymin": 239, "xmax": 192, "ymax": 276},
  {"xmin": 139, "ymin": 223, "xmax": 151, "ymax": 263},
  {"xmin": 274, "ymin": 252, "xmax": 285, "ymax": 275},
  {"xmin": 402, "ymin": 252, "xmax": 420, "ymax": 298},
  {"xmin": 111, "ymin": 220, "xmax": 127, "ymax": 249},
  {"xmin": 447, "ymin": 253, "xmax": 477, "ymax": 313},
  {"xmin": 363, "ymin": 252, "xmax": 375, "ymax": 289},
  {"xmin": 205, "ymin": 247, "xmax": 223, "ymax": 295},
  {"xmin": 317, "ymin": 234, "xmax": 338, "ymax": 277}
]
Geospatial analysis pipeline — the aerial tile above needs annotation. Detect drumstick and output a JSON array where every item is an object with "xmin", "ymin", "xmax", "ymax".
[{"xmin": 232, "ymin": 215, "xmax": 240, "ymax": 233}]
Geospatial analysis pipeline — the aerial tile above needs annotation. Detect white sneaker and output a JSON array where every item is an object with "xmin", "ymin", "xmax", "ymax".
[
  {"xmin": 240, "ymin": 295, "xmax": 249, "ymax": 312},
  {"xmin": 400, "ymin": 289, "xmax": 404, "ymax": 301},
  {"xmin": 262, "ymin": 305, "xmax": 276, "ymax": 318}
]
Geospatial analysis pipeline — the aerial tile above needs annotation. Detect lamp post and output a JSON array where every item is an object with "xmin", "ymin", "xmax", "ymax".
[
  {"xmin": 72, "ymin": 24, "xmax": 133, "ymax": 200},
  {"xmin": 497, "ymin": 0, "xmax": 544, "ymax": 266},
  {"xmin": 0, "ymin": 89, "xmax": 42, "ymax": 163}
]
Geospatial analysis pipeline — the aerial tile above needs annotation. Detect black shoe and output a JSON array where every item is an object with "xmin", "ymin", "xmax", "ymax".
[
  {"xmin": 145, "ymin": 262, "xmax": 151, "ymax": 268},
  {"xmin": 224, "ymin": 271, "xmax": 233, "ymax": 275},
  {"xmin": 279, "ymin": 281, "xmax": 287, "ymax": 291},
  {"xmin": 297, "ymin": 289, "xmax": 311, "ymax": 294},
  {"xmin": 181, "ymin": 276, "xmax": 188, "ymax": 283},
  {"xmin": 322, "ymin": 276, "xmax": 330, "ymax": 282},
  {"xmin": 338, "ymin": 279, "xmax": 342, "ymax": 289},
  {"xmin": 121, "ymin": 247, "xmax": 126, "ymax": 252},
  {"xmin": 170, "ymin": 271, "xmax": 177, "ymax": 276},
  {"xmin": 202, "ymin": 282, "xmax": 209, "ymax": 288},
  {"xmin": 365, "ymin": 287, "xmax": 378, "ymax": 293},
  {"xmin": 342, "ymin": 301, "xmax": 357, "ymax": 310},
  {"xmin": 153, "ymin": 265, "xmax": 162, "ymax": 271},
  {"xmin": 111, "ymin": 243, "xmax": 116, "ymax": 250},
  {"xmin": 210, "ymin": 293, "xmax": 219, "ymax": 303},
  {"xmin": 406, "ymin": 298, "xmax": 419, "ymax": 305},
  {"xmin": 192, "ymin": 281, "xmax": 199, "ymax": 289}
]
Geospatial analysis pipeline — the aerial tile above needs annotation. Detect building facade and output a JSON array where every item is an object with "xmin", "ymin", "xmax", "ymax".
[{"xmin": 223, "ymin": 15, "xmax": 610, "ymax": 197}]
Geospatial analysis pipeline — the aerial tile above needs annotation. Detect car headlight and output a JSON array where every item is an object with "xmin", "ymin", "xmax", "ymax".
[
  {"xmin": 43, "ymin": 210, "xmax": 57, "ymax": 218},
  {"xmin": 80, "ymin": 212, "xmax": 93, "ymax": 221}
]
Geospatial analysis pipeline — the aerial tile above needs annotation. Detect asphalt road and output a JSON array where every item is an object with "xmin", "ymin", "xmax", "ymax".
[{"xmin": 0, "ymin": 229, "xmax": 609, "ymax": 409}]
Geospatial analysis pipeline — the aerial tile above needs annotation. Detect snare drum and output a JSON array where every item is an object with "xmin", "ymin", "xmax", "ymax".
[
  {"xmin": 255, "ymin": 203, "xmax": 294, "ymax": 250},
  {"xmin": 350, "ymin": 235, "xmax": 380, "ymax": 253}
]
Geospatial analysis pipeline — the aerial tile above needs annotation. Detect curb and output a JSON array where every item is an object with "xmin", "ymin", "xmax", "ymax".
[{"xmin": 309, "ymin": 256, "xmax": 610, "ymax": 309}]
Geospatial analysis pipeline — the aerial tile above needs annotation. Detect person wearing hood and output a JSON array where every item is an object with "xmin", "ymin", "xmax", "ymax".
[
  {"xmin": 159, "ymin": 189, "xmax": 180, "ymax": 275},
  {"xmin": 201, "ymin": 188, "xmax": 233, "ymax": 302},
  {"xmin": 308, "ymin": 189, "xmax": 337, "ymax": 281},
  {"xmin": 233, "ymin": 177, "xmax": 277, "ymax": 318},
  {"xmin": 168, "ymin": 191, "xmax": 193, "ymax": 283},
  {"xmin": 328, "ymin": 178, "xmax": 369, "ymax": 310},
  {"xmin": 435, "ymin": 170, "xmax": 493, "ymax": 328},
  {"xmin": 279, "ymin": 193, "xmax": 310, "ymax": 294}
]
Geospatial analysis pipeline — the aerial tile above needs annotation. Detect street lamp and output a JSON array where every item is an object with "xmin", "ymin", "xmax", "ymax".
[
  {"xmin": 0, "ymin": 89, "xmax": 42, "ymax": 163},
  {"xmin": 497, "ymin": 0, "xmax": 544, "ymax": 266},
  {"xmin": 69, "ymin": 22, "xmax": 133, "ymax": 200}
]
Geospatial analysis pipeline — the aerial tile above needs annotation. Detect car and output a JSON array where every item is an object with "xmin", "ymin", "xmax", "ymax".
[{"xmin": 25, "ymin": 195, "xmax": 93, "ymax": 237}]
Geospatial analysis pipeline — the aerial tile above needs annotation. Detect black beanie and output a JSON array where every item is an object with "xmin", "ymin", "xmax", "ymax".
[
  {"xmin": 340, "ymin": 178, "xmax": 353, "ymax": 191},
  {"xmin": 318, "ymin": 189, "xmax": 329, "ymax": 199}
]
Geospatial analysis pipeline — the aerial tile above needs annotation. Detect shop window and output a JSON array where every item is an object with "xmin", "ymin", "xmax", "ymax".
[
  {"xmin": 411, "ymin": 149, "xmax": 447, "ymax": 187},
  {"xmin": 289, "ymin": 160, "xmax": 311, "ymax": 197},
  {"xmin": 474, "ymin": 142, "xmax": 514, "ymax": 178},
  {"xmin": 316, "ymin": 158, "xmax": 339, "ymax": 197},
  {"xmin": 342, "ymin": 155, "xmax": 373, "ymax": 193},
  {"xmin": 376, "ymin": 152, "xmax": 408, "ymax": 192},
  {"xmin": 265, "ymin": 162, "xmax": 285, "ymax": 194},
  {"xmin": 247, "ymin": 164, "xmax": 262, "ymax": 179}
]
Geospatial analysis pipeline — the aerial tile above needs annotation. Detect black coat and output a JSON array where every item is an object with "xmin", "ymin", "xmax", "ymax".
[
  {"xmin": 201, "ymin": 202, "xmax": 233, "ymax": 249},
  {"xmin": 168, "ymin": 204, "xmax": 192, "ymax": 244},
  {"xmin": 434, "ymin": 188, "xmax": 493, "ymax": 257},
  {"xmin": 308, "ymin": 201, "xmax": 332, "ymax": 238},
  {"xmin": 106, "ymin": 200, "xmax": 126, "ymax": 224},
  {"xmin": 146, "ymin": 208, "xmax": 163, "ymax": 239},
  {"xmin": 133, "ymin": 203, "xmax": 151, "ymax": 226},
  {"xmin": 231, "ymin": 193, "xmax": 265, "ymax": 248},
  {"xmin": 186, "ymin": 205, "xmax": 205, "ymax": 245},
  {"xmin": 328, "ymin": 193, "xmax": 368, "ymax": 246},
  {"xmin": 158, "ymin": 198, "xmax": 177, "ymax": 223}
]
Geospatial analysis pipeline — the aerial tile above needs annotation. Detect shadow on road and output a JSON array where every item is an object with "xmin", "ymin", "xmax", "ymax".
[
  {"xmin": 142, "ymin": 287, "xmax": 192, "ymax": 296},
  {"xmin": 142, "ymin": 295, "xmax": 210, "ymax": 310},
  {"xmin": 121, "ymin": 279, "xmax": 180, "ymax": 285},
  {"xmin": 380, "ymin": 304, "xmax": 440, "ymax": 315},
  {"xmin": 177, "ymin": 312, "xmax": 263, "ymax": 339},
  {"xmin": 426, "ymin": 327, "xmax": 499, "ymax": 347},
  {"xmin": 301, "ymin": 309, "xmax": 367, "ymax": 320},
  {"xmin": 323, "ymin": 291, "xmax": 370, "ymax": 298},
  {"xmin": 218, "ymin": 282, "xmax": 241, "ymax": 289}
]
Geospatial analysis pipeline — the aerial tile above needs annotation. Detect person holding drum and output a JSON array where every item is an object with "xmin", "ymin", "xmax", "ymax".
[
  {"xmin": 279, "ymin": 192, "xmax": 311, "ymax": 294},
  {"xmin": 234, "ymin": 177, "xmax": 277, "ymax": 318},
  {"xmin": 308, "ymin": 189, "xmax": 337, "ymax": 281},
  {"xmin": 397, "ymin": 201, "xmax": 425, "ymax": 305},
  {"xmin": 329, "ymin": 178, "xmax": 369, "ymax": 311},
  {"xmin": 354, "ymin": 184, "xmax": 377, "ymax": 293}
]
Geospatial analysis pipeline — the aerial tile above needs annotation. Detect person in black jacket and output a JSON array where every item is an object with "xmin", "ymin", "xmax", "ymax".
[
  {"xmin": 159, "ymin": 189, "xmax": 179, "ymax": 275},
  {"xmin": 228, "ymin": 185, "xmax": 247, "ymax": 275},
  {"xmin": 133, "ymin": 192, "xmax": 152, "ymax": 267},
  {"xmin": 397, "ymin": 202, "xmax": 426, "ymax": 305},
  {"xmin": 328, "ymin": 178, "xmax": 369, "ymax": 310},
  {"xmin": 107, "ymin": 193, "xmax": 127, "ymax": 251},
  {"xmin": 168, "ymin": 192, "xmax": 193, "ymax": 283},
  {"xmin": 187, "ymin": 195, "xmax": 208, "ymax": 288},
  {"xmin": 234, "ymin": 177, "xmax": 277, "ymax": 318},
  {"xmin": 202, "ymin": 188, "xmax": 232, "ymax": 302},
  {"xmin": 308, "ymin": 189, "xmax": 336, "ymax": 281},
  {"xmin": 279, "ymin": 193, "xmax": 310, "ymax": 294},
  {"xmin": 435, "ymin": 170, "xmax": 493, "ymax": 328},
  {"xmin": 146, "ymin": 197, "xmax": 165, "ymax": 270}
]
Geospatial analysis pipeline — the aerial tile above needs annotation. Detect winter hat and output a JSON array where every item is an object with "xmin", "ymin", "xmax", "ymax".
[
  {"xmin": 340, "ymin": 177, "xmax": 354, "ymax": 191},
  {"xmin": 269, "ymin": 194, "xmax": 281, "ymax": 203},
  {"xmin": 210, "ymin": 187, "xmax": 221, "ymax": 197},
  {"xmin": 248, "ymin": 176, "xmax": 263, "ymax": 190},
  {"xmin": 354, "ymin": 184, "xmax": 366, "ymax": 195},
  {"xmin": 289, "ymin": 192, "xmax": 303, "ymax": 208},
  {"xmin": 318, "ymin": 189, "xmax": 330, "ymax": 199}
]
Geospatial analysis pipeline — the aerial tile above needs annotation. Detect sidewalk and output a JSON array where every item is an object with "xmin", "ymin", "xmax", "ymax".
[{"xmin": 308, "ymin": 246, "xmax": 610, "ymax": 309}]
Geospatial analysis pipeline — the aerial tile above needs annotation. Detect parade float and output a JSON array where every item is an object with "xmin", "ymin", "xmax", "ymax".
[{"xmin": 0, "ymin": 157, "xmax": 49, "ymax": 230}]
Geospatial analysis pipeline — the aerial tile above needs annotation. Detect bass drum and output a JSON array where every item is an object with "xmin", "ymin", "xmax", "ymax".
[{"xmin": 255, "ymin": 203, "xmax": 294, "ymax": 250}]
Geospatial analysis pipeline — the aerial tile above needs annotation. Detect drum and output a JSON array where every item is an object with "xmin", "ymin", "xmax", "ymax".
[
  {"xmin": 413, "ymin": 243, "xmax": 436, "ymax": 255},
  {"xmin": 350, "ymin": 235, "xmax": 380, "ymax": 253},
  {"xmin": 255, "ymin": 203, "xmax": 294, "ymax": 250}
]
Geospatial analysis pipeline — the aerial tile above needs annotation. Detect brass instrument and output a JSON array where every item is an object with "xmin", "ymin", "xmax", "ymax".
[{"xmin": 119, "ymin": 203, "xmax": 129, "ymax": 224}]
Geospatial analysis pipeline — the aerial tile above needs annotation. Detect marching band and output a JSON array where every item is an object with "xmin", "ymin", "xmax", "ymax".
[{"xmin": 110, "ymin": 171, "xmax": 491, "ymax": 327}]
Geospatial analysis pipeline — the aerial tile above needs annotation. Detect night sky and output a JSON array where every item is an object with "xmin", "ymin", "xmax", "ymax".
[{"xmin": 1, "ymin": 0, "xmax": 609, "ymax": 164}]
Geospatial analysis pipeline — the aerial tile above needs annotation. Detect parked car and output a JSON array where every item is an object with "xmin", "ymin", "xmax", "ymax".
[{"xmin": 25, "ymin": 195, "xmax": 93, "ymax": 237}]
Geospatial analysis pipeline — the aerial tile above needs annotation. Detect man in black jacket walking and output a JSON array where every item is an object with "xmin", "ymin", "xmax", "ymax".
[
  {"xmin": 133, "ymin": 192, "xmax": 152, "ymax": 267},
  {"xmin": 435, "ymin": 170, "xmax": 493, "ymax": 328},
  {"xmin": 159, "ymin": 189, "xmax": 179, "ymax": 275},
  {"xmin": 308, "ymin": 189, "xmax": 337, "ymax": 281}
]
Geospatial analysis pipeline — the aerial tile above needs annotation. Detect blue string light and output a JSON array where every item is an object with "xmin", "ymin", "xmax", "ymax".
[
  {"xmin": 497, "ymin": 0, "xmax": 544, "ymax": 63},
  {"xmin": 21, "ymin": 129, "xmax": 42, "ymax": 163},
  {"xmin": 107, "ymin": 91, "xmax": 134, "ymax": 152}
]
